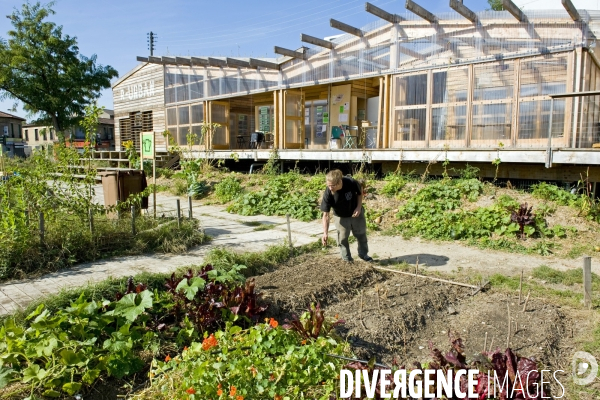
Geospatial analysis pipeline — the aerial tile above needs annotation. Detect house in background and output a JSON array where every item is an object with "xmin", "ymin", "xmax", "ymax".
[
  {"xmin": 23, "ymin": 109, "xmax": 115, "ymax": 155},
  {"xmin": 0, "ymin": 111, "xmax": 26, "ymax": 157}
]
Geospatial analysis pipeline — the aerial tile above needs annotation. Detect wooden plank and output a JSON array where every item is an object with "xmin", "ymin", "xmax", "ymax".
[
  {"xmin": 365, "ymin": 2, "xmax": 402, "ymax": 23},
  {"xmin": 449, "ymin": 0, "xmax": 477, "ymax": 23},
  {"xmin": 405, "ymin": 0, "xmax": 437, "ymax": 24},
  {"xmin": 300, "ymin": 33, "xmax": 334, "ymax": 49},
  {"xmin": 161, "ymin": 56, "xmax": 176, "ymax": 64},
  {"xmin": 562, "ymin": 0, "xmax": 580, "ymax": 21},
  {"xmin": 136, "ymin": 56, "xmax": 149, "ymax": 62},
  {"xmin": 191, "ymin": 57, "xmax": 209, "ymax": 66},
  {"xmin": 249, "ymin": 58, "xmax": 280, "ymax": 70},
  {"xmin": 274, "ymin": 46, "xmax": 306, "ymax": 60},
  {"xmin": 175, "ymin": 57, "xmax": 191, "ymax": 66},
  {"xmin": 207, "ymin": 57, "xmax": 227, "ymax": 67},
  {"xmin": 330, "ymin": 18, "xmax": 363, "ymax": 37},
  {"xmin": 226, "ymin": 58, "xmax": 254, "ymax": 69},
  {"xmin": 502, "ymin": 0, "xmax": 527, "ymax": 22},
  {"xmin": 583, "ymin": 256, "xmax": 592, "ymax": 309},
  {"xmin": 148, "ymin": 56, "xmax": 162, "ymax": 64}
]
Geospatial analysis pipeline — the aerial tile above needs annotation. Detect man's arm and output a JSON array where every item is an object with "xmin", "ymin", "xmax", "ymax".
[
  {"xmin": 322, "ymin": 212, "xmax": 330, "ymax": 246},
  {"xmin": 352, "ymin": 182, "xmax": 363, "ymax": 217}
]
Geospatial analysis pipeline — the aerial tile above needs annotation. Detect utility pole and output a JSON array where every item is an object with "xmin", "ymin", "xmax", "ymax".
[{"xmin": 147, "ymin": 31, "xmax": 157, "ymax": 56}]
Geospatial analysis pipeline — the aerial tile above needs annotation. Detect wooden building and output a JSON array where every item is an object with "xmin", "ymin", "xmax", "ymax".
[
  {"xmin": 113, "ymin": 1, "xmax": 600, "ymax": 181},
  {"xmin": 0, "ymin": 111, "xmax": 25, "ymax": 157}
]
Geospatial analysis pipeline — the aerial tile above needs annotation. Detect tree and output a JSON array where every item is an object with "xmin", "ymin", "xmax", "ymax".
[
  {"xmin": 488, "ymin": 0, "xmax": 504, "ymax": 11},
  {"xmin": 0, "ymin": 2, "xmax": 118, "ymax": 140}
]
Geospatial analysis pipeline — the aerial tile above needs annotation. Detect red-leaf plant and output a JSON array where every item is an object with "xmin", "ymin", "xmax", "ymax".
[
  {"xmin": 163, "ymin": 264, "xmax": 268, "ymax": 333},
  {"xmin": 510, "ymin": 203, "xmax": 535, "ymax": 238},
  {"xmin": 341, "ymin": 333, "xmax": 547, "ymax": 399},
  {"xmin": 282, "ymin": 303, "xmax": 345, "ymax": 340},
  {"xmin": 115, "ymin": 276, "xmax": 148, "ymax": 301}
]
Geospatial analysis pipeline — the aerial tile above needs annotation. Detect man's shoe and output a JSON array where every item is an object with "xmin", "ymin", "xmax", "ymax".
[
  {"xmin": 360, "ymin": 255, "xmax": 373, "ymax": 262},
  {"xmin": 342, "ymin": 258, "xmax": 354, "ymax": 262}
]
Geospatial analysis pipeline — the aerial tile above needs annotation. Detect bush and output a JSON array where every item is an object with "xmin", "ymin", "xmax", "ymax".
[
  {"xmin": 380, "ymin": 173, "xmax": 407, "ymax": 197},
  {"xmin": 531, "ymin": 182, "xmax": 579, "ymax": 206},
  {"xmin": 214, "ymin": 176, "xmax": 243, "ymax": 203}
]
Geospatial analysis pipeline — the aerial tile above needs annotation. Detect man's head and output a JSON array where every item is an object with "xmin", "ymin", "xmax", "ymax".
[{"xmin": 326, "ymin": 169, "xmax": 343, "ymax": 193}]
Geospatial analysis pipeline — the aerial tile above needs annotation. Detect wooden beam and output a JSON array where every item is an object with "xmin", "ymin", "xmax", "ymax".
[
  {"xmin": 405, "ymin": 0, "xmax": 437, "ymax": 23},
  {"xmin": 561, "ymin": 0, "xmax": 580, "ymax": 21},
  {"xmin": 249, "ymin": 58, "xmax": 280, "ymax": 70},
  {"xmin": 175, "ymin": 56, "xmax": 191, "ymax": 66},
  {"xmin": 502, "ymin": 0, "xmax": 527, "ymax": 22},
  {"xmin": 136, "ymin": 56, "xmax": 149, "ymax": 62},
  {"xmin": 161, "ymin": 56, "xmax": 176, "ymax": 65},
  {"xmin": 300, "ymin": 33, "xmax": 334, "ymax": 49},
  {"xmin": 397, "ymin": 44, "xmax": 426, "ymax": 60},
  {"xmin": 449, "ymin": 0, "xmax": 477, "ymax": 23},
  {"xmin": 365, "ymin": 2, "xmax": 403, "ymax": 23},
  {"xmin": 148, "ymin": 56, "xmax": 162, "ymax": 64},
  {"xmin": 274, "ymin": 46, "xmax": 306, "ymax": 60},
  {"xmin": 191, "ymin": 56, "xmax": 209, "ymax": 66},
  {"xmin": 330, "ymin": 18, "xmax": 364, "ymax": 37},
  {"xmin": 207, "ymin": 57, "xmax": 227, "ymax": 67},
  {"xmin": 226, "ymin": 57, "xmax": 255, "ymax": 69}
]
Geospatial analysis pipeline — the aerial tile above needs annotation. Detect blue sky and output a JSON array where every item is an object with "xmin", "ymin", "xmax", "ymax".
[{"xmin": 1, "ymin": 0, "xmax": 599, "ymax": 120}]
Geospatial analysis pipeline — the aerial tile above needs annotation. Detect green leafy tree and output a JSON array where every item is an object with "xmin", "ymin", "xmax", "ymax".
[
  {"xmin": 488, "ymin": 0, "xmax": 504, "ymax": 11},
  {"xmin": 0, "ymin": 2, "xmax": 118, "ymax": 140}
]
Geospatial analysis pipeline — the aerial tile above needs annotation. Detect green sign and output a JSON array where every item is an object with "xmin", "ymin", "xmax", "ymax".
[{"xmin": 141, "ymin": 132, "xmax": 154, "ymax": 159}]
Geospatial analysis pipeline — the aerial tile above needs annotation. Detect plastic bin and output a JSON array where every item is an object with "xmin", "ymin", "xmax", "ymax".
[{"xmin": 99, "ymin": 170, "xmax": 148, "ymax": 214}]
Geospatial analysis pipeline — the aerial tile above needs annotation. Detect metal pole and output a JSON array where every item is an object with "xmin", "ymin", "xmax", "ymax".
[
  {"xmin": 546, "ymin": 97, "xmax": 554, "ymax": 168},
  {"xmin": 39, "ymin": 211, "xmax": 44, "ymax": 244},
  {"xmin": 131, "ymin": 205, "xmax": 136, "ymax": 235},
  {"xmin": 583, "ymin": 256, "xmax": 592, "ymax": 309},
  {"xmin": 176, "ymin": 199, "xmax": 181, "ymax": 228},
  {"xmin": 188, "ymin": 196, "xmax": 193, "ymax": 219}
]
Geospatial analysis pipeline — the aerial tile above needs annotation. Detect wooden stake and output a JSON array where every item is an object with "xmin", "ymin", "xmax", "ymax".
[
  {"xmin": 583, "ymin": 256, "xmax": 592, "ymax": 309},
  {"xmin": 414, "ymin": 256, "xmax": 419, "ymax": 288},
  {"xmin": 484, "ymin": 332, "xmax": 488, "ymax": 352},
  {"xmin": 176, "ymin": 199, "xmax": 181, "ymax": 228},
  {"xmin": 372, "ymin": 266, "xmax": 480, "ymax": 290},
  {"xmin": 376, "ymin": 285, "xmax": 381, "ymax": 312},
  {"xmin": 131, "ymin": 205, "xmax": 136, "ymax": 235},
  {"xmin": 518, "ymin": 269, "xmax": 523, "ymax": 304},
  {"xmin": 522, "ymin": 290, "xmax": 531, "ymax": 312},
  {"xmin": 39, "ymin": 211, "xmax": 45, "ymax": 244},
  {"xmin": 286, "ymin": 214, "xmax": 293, "ymax": 257},
  {"xmin": 489, "ymin": 337, "xmax": 494, "ymax": 352},
  {"xmin": 506, "ymin": 302, "xmax": 511, "ymax": 349},
  {"xmin": 188, "ymin": 196, "xmax": 193, "ymax": 219}
]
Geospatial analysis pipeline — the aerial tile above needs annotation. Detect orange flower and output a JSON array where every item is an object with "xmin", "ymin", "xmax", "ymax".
[
  {"xmin": 217, "ymin": 389, "xmax": 223, "ymax": 396},
  {"xmin": 236, "ymin": 396, "xmax": 244, "ymax": 400},
  {"xmin": 269, "ymin": 318, "xmax": 278, "ymax": 328},
  {"xmin": 186, "ymin": 387, "xmax": 196, "ymax": 394},
  {"xmin": 164, "ymin": 354, "xmax": 171, "ymax": 362},
  {"xmin": 183, "ymin": 346, "xmax": 188, "ymax": 351},
  {"xmin": 269, "ymin": 373, "xmax": 275, "ymax": 381},
  {"xmin": 301, "ymin": 339, "xmax": 307, "ymax": 345},
  {"xmin": 230, "ymin": 386, "xmax": 237, "ymax": 396},
  {"xmin": 274, "ymin": 395, "xmax": 283, "ymax": 400},
  {"xmin": 250, "ymin": 366, "xmax": 257, "ymax": 377},
  {"xmin": 202, "ymin": 333, "xmax": 218, "ymax": 351}
]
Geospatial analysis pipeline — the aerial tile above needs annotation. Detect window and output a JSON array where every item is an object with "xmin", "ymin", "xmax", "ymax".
[
  {"xmin": 25, "ymin": 129, "xmax": 29, "ymax": 141},
  {"xmin": 49, "ymin": 129, "xmax": 53, "ymax": 140},
  {"xmin": 35, "ymin": 129, "xmax": 38, "ymax": 141},
  {"xmin": 10, "ymin": 123, "xmax": 14, "ymax": 138}
]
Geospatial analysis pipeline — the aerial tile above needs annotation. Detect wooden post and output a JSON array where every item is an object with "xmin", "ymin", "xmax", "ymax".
[
  {"xmin": 583, "ymin": 256, "xmax": 592, "ymax": 309},
  {"xmin": 176, "ymin": 199, "xmax": 181, "ymax": 228},
  {"xmin": 506, "ymin": 301, "xmax": 511, "ymax": 349},
  {"xmin": 39, "ymin": 211, "xmax": 44, "ymax": 244},
  {"xmin": 188, "ymin": 196, "xmax": 193, "ymax": 219},
  {"xmin": 116, "ymin": 200, "xmax": 121, "ymax": 219},
  {"xmin": 519, "ymin": 269, "xmax": 523, "ymax": 304},
  {"xmin": 286, "ymin": 214, "xmax": 293, "ymax": 257},
  {"xmin": 131, "ymin": 205, "xmax": 136, "ymax": 235},
  {"xmin": 89, "ymin": 208, "xmax": 94, "ymax": 235},
  {"xmin": 153, "ymin": 158, "xmax": 157, "ymax": 219}
]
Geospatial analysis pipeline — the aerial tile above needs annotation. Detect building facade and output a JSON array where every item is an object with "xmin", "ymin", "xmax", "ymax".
[
  {"xmin": 0, "ymin": 111, "xmax": 26, "ymax": 157},
  {"xmin": 113, "ymin": 3, "xmax": 600, "ymax": 181}
]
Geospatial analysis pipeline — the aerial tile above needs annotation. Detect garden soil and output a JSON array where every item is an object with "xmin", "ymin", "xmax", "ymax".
[{"xmin": 255, "ymin": 253, "xmax": 594, "ymax": 396}]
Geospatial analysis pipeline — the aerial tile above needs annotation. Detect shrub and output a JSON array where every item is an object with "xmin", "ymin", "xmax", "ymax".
[
  {"xmin": 380, "ymin": 173, "xmax": 407, "ymax": 197},
  {"xmin": 214, "ymin": 176, "xmax": 243, "ymax": 203},
  {"xmin": 531, "ymin": 182, "xmax": 578, "ymax": 206}
]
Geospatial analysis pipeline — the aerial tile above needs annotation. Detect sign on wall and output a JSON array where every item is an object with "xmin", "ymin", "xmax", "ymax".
[{"xmin": 120, "ymin": 81, "xmax": 155, "ymax": 101}]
